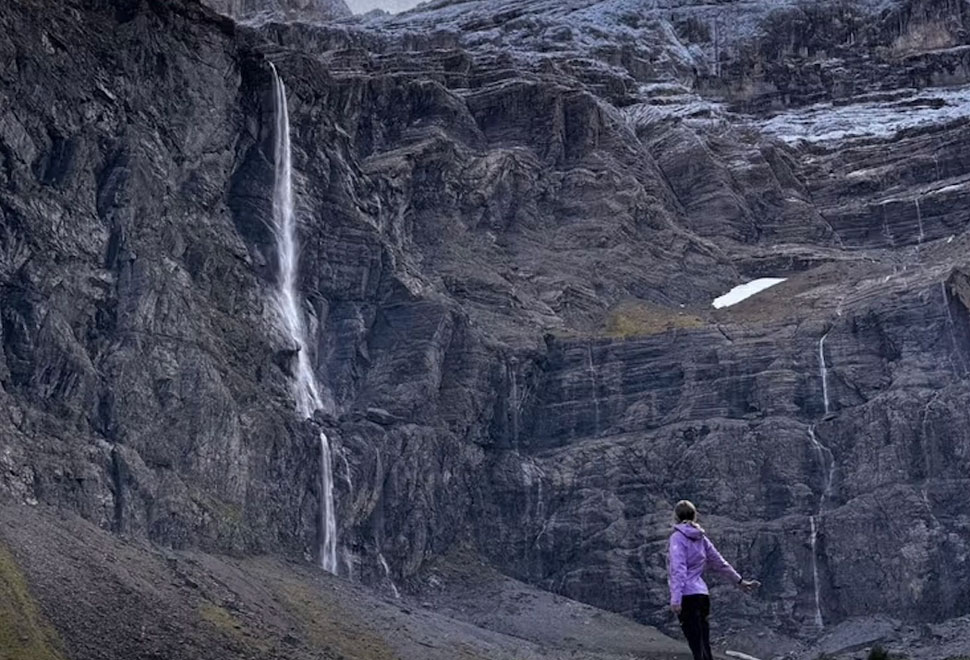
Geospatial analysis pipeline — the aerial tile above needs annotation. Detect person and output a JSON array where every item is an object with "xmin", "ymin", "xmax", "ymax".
[{"xmin": 667, "ymin": 500, "xmax": 760, "ymax": 660}]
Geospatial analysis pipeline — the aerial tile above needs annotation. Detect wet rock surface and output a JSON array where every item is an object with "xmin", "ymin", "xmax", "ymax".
[{"xmin": 3, "ymin": 0, "xmax": 970, "ymax": 658}]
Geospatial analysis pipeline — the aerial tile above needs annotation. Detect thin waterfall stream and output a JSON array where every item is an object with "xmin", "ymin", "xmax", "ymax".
[
  {"xmin": 819, "ymin": 333, "xmax": 831, "ymax": 416},
  {"xmin": 915, "ymin": 197, "xmax": 925, "ymax": 245},
  {"xmin": 269, "ymin": 64, "xmax": 338, "ymax": 574},
  {"xmin": 807, "ymin": 425, "xmax": 835, "ymax": 628},
  {"xmin": 807, "ymin": 333, "xmax": 838, "ymax": 628}
]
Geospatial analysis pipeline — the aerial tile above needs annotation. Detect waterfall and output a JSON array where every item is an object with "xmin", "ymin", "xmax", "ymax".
[
  {"xmin": 809, "ymin": 516, "xmax": 824, "ymax": 628},
  {"xmin": 818, "ymin": 333, "xmax": 831, "ymax": 415},
  {"xmin": 509, "ymin": 362, "xmax": 521, "ymax": 445},
  {"xmin": 586, "ymin": 344, "xmax": 601, "ymax": 435},
  {"xmin": 807, "ymin": 425, "xmax": 835, "ymax": 628},
  {"xmin": 940, "ymin": 281, "xmax": 965, "ymax": 376},
  {"xmin": 378, "ymin": 553, "xmax": 401, "ymax": 599},
  {"xmin": 269, "ymin": 64, "xmax": 338, "ymax": 575},
  {"xmin": 941, "ymin": 282, "xmax": 955, "ymax": 327},
  {"xmin": 808, "ymin": 426, "xmax": 835, "ymax": 511},
  {"xmin": 915, "ymin": 198, "xmax": 925, "ymax": 244}
]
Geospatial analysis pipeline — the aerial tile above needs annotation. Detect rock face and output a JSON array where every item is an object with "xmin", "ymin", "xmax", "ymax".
[{"xmin": 3, "ymin": 0, "xmax": 970, "ymax": 657}]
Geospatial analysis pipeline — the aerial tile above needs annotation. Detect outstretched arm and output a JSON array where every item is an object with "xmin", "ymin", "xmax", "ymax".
[{"xmin": 703, "ymin": 537, "xmax": 742, "ymax": 584}]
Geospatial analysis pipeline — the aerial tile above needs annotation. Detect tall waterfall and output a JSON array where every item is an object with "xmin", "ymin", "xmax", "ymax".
[
  {"xmin": 586, "ymin": 344, "xmax": 601, "ymax": 435},
  {"xmin": 818, "ymin": 333, "xmax": 830, "ymax": 415},
  {"xmin": 808, "ymin": 330, "xmax": 838, "ymax": 629},
  {"xmin": 269, "ymin": 64, "xmax": 338, "ymax": 574},
  {"xmin": 807, "ymin": 425, "xmax": 835, "ymax": 628},
  {"xmin": 808, "ymin": 516, "xmax": 824, "ymax": 628},
  {"xmin": 915, "ymin": 198, "xmax": 925, "ymax": 244}
]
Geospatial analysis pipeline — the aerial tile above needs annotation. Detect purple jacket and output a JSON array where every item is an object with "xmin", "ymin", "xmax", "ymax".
[{"xmin": 668, "ymin": 523, "xmax": 742, "ymax": 606}]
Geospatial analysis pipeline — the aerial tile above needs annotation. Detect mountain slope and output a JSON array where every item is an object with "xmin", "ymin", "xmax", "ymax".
[{"xmin": 0, "ymin": 503, "xmax": 693, "ymax": 660}]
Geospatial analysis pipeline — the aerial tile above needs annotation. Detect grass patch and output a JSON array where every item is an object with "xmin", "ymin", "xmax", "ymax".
[
  {"xmin": 198, "ymin": 602, "xmax": 243, "ymax": 634},
  {"xmin": 0, "ymin": 544, "xmax": 66, "ymax": 660},
  {"xmin": 197, "ymin": 602, "xmax": 272, "ymax": 655},
  {"xmin": 279, "ymin": 582, "xmax": 399, "ymax": 660},
  {"xmin": 604, "ymin": 301, "xmax": 705, "ymax": 338}
]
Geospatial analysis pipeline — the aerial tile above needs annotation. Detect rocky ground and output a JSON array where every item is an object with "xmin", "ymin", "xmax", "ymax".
[
  {"xmin": 3, "ymin": 0, "xmax": 970, "ymax": 658},
  {"xmin": 0, "ymin": 502, "xmax": 694, "ymax": 660}
]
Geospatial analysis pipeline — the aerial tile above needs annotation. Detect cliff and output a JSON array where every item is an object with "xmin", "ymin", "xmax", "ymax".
[{"xmin": 2, "ymin": 0, "xmax": 970, "ymax": 658}]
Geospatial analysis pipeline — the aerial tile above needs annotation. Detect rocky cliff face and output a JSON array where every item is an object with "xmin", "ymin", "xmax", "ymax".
[
  {"xmin": 202, "ymin": 0, "xmax": 351, "ymax": 22},
  {"xmin": 3, "ymin": 0, "xmax": 970, "ymax": 658}
]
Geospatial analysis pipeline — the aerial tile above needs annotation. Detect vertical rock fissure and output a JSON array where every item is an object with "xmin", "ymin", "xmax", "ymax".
[{"xmin": 269, "ymin": 64, "xmax": 338, "ymax": 575}]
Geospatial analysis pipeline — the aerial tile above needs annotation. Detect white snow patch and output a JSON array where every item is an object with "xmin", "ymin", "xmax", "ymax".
[
  {"xmin": 757, "ymin": 86, "xmax": 970, "ymax": 145},
  {"xmin": 712, "ymin": 278, "xmax": 787, "ymax": 309},
  {"xmin": 725, "ymin": 652, "xmax": 765, "ymax": 660},
  {"xmin": 929, "ymin": 181, "xmax": 970, "ymax": 196}
]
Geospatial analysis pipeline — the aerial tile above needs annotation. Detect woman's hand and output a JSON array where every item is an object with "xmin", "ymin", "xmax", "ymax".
[
  {"xmin": 739, "ymin": 579, "xmax": 761, "ymax": 593},
  {"xmin": 670, "ymin": 603, "xmax": 682, "ymax": 615}
]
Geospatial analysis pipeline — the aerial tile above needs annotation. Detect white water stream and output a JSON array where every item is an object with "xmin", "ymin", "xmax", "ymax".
[
  {"xmin": 378, "ymin": 552, "xmax": 401, "ymax": 599},
  {"xmin": 270, "ymin": 64, "xmax": 338, "ymax": 574},
  {"xmin": 807, "ymin": 425, "xmax": 836, "ymax": 628},
  {"xmin": 818, "ymin": 334, "xmax": 831, "ymax": 415},
  {"xmin": 806, "ymin": 329, "xmax": 839, "ymax": 628}
]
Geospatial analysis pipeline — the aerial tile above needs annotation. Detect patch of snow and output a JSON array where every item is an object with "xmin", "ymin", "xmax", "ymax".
[
  {"xmin": 757, "ymin": 86, "xmax": 970, "ymax": 145},
  {"xmin": 346, "ymin": 0, "xmax": 423, "ymax": 13},
  {"xmin": 725, "ymin": 652, "xmax": 765, "ymax": 660},
  {"xmin": 712, "ymin": 278, "xmax": 787, "ymax": 309},
  {"xmin": 928, "ymin": 181, "xmax": 970, "ymax": 196}
]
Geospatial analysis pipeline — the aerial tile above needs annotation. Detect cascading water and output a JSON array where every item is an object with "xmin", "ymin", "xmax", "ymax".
[
  {"xmin": 269, "ymin": 64, "xmax": 338, "ymax": 575},
  {"xmin": 807, "ymin": 331, "xmax": 839, "ymax": 629},
  {"xmin": 808, "ymin": 516, "xmax": 824, "ymax": 629},
  {"xmin": 807, "ymin": 425, "xmax": 835, "ymax": 628},
  {"xmin": 818, "ymin": 333, "xmax": 831, "ymax": 415},
  {"xmin": 808, "ymin": 426, "xmax": 835, "ymax": 510},
  {"xmin": 586, "ymin": 344, "xmax": 601, "ymax": 435},
  {"xmin": 915, "ymin": 198, "xmax": 925, "ymax": 245},
  {"xmin": 940, "ymin": 281, "xmax": 966, "ymax": 376},
  {"xmin": 509, "ymin": 362, "xmax": 521, "ymax": 445},
  {"xmin": 378, "ymin": 552, "xmax": 401, "ymax": 599},
  {"xmin": 942, "ymin": 281, "xmax": 955, "ymax": 327}
]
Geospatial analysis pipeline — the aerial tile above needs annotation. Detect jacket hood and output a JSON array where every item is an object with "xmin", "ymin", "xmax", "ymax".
[{"xmin": 675, "ymin": 522, "xmax": 706, "ymax": 540}]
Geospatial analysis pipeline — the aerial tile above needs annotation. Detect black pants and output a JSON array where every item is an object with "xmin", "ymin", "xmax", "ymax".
[{"xmin": 678, "ymin": 594, "xmax": 713, "ymax": 660}]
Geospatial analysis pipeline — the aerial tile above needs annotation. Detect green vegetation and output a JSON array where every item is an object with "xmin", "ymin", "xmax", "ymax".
[
  {"xmin": 190, "ymin": 492, "xmax": 247, "ymax": 550},
  {"xmin": 197, "ymin": 602, "xmax": 272, "ymax": 655},
  {"xmin": 279, "ymin": 582, "xmax": 399, "ymax": 660},
  {"xmin": 604, "ymin": 301, "xmax": 705, "ymax": 338},
  {"xmin": 0, "ymin": 544, "xmax": 66, "ymax": 660},
  {"xmin": 198, "ymin": 602, "xmax": 242, "ymax": 634}
]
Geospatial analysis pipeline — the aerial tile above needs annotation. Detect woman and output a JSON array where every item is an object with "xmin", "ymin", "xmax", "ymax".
[{"xmin": 668, "ymin": 500, "xmax": 760, "ymax": 660}]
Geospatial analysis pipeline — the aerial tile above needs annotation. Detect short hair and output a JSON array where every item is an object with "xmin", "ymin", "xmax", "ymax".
[{"xmin": 674, "ymin": 500, "xmax": 697, "ymax": 522}]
